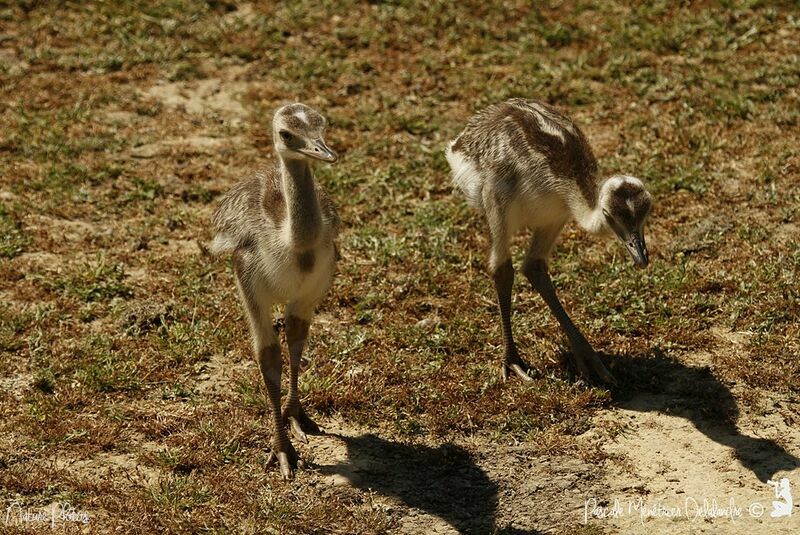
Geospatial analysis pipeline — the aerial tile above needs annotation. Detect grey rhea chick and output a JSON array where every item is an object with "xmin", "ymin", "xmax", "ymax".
[
  {"xmin": 446, "ymin": 98, "xmax": 652, "ymax": 384},
  {"xmin": 211, "ymin": 103, "xmax": 340, "ymax": 478}
]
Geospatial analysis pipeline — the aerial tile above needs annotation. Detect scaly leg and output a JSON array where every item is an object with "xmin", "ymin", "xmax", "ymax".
[
  {"xmin": 486, "ymin": 204, "xmax": 532, "ymax": 382},
  {"xmin": 282, "ymin": 308, "xmax": 320, "ymax": 443},
  {"xmin": 493, "ymin": 259, "xmax": 532, "ymax": 381},
  {"xmin": 522, "ymin": 257, "xmax": 616, "ymax": 385},
  {"xmin": 233, "ymin": 250, "xmax": 298, "ymax": 478},
  {"xmin": 259, "ymin": 344, "xmax": 302, "ymax": 478}
]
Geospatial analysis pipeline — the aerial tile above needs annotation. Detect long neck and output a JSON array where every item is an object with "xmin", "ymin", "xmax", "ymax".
[
  {"xmin": 575, "ymin": 203, "xmax": 607, "ymax": 235},
  {"xmin": 570, "ymin": 182, "xmax": 608, "ymax": 235},
  {"xmin": 279, "ymin": 157, "xmax": 322, "ymax": 249}
]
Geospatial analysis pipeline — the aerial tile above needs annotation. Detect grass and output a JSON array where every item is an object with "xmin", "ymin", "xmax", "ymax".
[
  {"xmin": 0, "ymin": 202, "xmax": 29, "ymax": 258},
  {"xmin": 0, "ymin": 0, "xmax": 798, "ymax": 533}
]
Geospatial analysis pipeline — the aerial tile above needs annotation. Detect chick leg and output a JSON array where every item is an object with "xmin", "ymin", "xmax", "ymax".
[
  {"xmin": 522, "ymin": 257, "xmax": 616, "ymax": 385},
  {"xmin": 493, "ymin": 259, "xmax": 533, "ymax": 381},
  {"xmin": 487, "ymin": 206, "xmax": 532, "ymax": 381},
  {"xmin": 282, "ymin": 307, "xmax": 321, "ymax": 444},
  {"xmin": 233, "ymin": 250, "xmax": 299, "ymax": 478}
]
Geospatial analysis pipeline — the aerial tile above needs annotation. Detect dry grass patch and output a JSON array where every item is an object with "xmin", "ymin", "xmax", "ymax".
[{"xmin": 1, "ymin": 1, "xmax": 798, "ymax": 533}]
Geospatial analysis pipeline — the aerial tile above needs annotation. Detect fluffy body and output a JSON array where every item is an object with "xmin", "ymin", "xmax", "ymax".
[
  {"xmin": 446, "ymin": 98, "xmax": 652, "ymax": 384},
  {"xmin": 211, "ymin": 167, "xmax": 339, "ymax": 306},
  {"xmin": 446, "ymin": 98, "xmax": 607, "ymax": 265}
]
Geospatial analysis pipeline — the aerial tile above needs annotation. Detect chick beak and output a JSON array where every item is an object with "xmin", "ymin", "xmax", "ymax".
[
  {"xmin": 300, "ymin": 139, "xmax": 338, "ymax": 163},
  {"xmin": 626, "ymin": 232, "xmax": 649, "ymax": 268}
]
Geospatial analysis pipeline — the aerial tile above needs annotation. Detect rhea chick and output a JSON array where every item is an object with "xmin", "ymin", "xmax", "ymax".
[
  {"xmin": 446, "ymin": 98, "xmax": 652, "ymax": 384},
  {"xmin": 211, "ymin": 103, "xmax": 339, "ymax": 478}
]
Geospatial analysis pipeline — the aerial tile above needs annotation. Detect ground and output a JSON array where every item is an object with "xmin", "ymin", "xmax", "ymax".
[{"xmin": 1, "ymin": 1, "xmax": 799, "ymax": 534}]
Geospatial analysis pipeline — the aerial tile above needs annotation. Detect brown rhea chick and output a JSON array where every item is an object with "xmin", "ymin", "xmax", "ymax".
[
  {"xmin": 446, "ymin": 98, "xmax": 653, "ymax": 385},
  {"xmin": 211, "ymin": 103, "xmax": 340, "ymax": 479}
]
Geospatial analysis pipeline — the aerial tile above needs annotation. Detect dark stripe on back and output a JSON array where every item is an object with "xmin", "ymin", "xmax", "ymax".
[{"xmin": 504, "ymin": 103, "xmax": 598, "ymax": 207}]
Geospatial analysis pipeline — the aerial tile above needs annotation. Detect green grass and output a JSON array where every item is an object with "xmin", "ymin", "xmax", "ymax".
[
  {"xmin": 49, "ymin": 257, "xmax": 133, "ymax": 303},
  {"xmin": 0, "ymin": 202, "xmax": 29, "ymax": 258}
]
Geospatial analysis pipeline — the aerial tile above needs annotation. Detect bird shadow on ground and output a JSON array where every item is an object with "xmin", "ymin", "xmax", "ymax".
[
  {"xmin": 317, "ymin": 433, "xmax": 541, "ymax": 535},
  {"xmin": 599, "ymin": 349, "xmax": 800, "ymax": 483}
]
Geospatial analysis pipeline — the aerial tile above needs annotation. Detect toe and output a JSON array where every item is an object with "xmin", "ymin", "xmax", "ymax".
[
  {"xmin": 508, "ymin": 362, "xmax": 533, "ymax": 382},
  {"xmin": 571, "ymin": 353, "xmax": 594, "ymax": 382},
  {"xmin": 283, "ymin": 406, "xmax": 321, "ymax": 436},
  {"xmin": 589, "ymin": 355, "xmax": 617, "ymax": 386},
  {"xmin": 298, "ymin": 412, "xmax": 321, "ymax": 434},
  {"xmin": 289, "ymin": 417, "xmax": 309, "ymax": 444},
  {"xmin": 504, "ymin": 354, "xmax": 534, "ymax": 382},
  {"xmin": 277, "ymin": 452, "xmax": 294, "ymax": 480}
]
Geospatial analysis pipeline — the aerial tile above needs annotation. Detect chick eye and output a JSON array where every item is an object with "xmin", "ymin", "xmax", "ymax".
[{"xmin": 279, "ymin": 130, "xmax": 292, "ymax": 142}]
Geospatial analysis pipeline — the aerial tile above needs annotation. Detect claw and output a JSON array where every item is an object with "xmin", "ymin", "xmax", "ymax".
[
  {"xmin": 503, "ymin": 355, "xmax": 534, "ymax": 382},
  {"xmin": 283, "ymin": 406, "xmax": 321, "ymax": 442},
  {"xmin": 289, "ymin": 417, "xmax": 308, "ymax": 444},
  {"xmin": 572, "ymin": 348, "xmax": 616, "ymax": 386},
  {"xmin": 266, "ymin": 441, "xmax": 300, "ymax": 479},
  {"xmin": 504, "ymin": 362, "xmax": 534, "ymax": 382},
  {"xmin": 277, "ymin": 452, "xmax": 294, "ymax": 479}
]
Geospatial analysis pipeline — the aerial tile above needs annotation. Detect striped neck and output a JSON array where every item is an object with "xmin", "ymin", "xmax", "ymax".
[{"xmin": 279, "ymin": 157, "xmax": 321, "ymax": 249}]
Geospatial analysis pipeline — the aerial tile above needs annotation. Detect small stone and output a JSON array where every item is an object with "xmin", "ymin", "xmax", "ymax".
[
  {"xmin": 327, "ymin": 474, "xmax": 350, "ymax": 486},
  {"xmin": 415, "ymin": 316, "xmax": 440, "ymax": 330}
]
